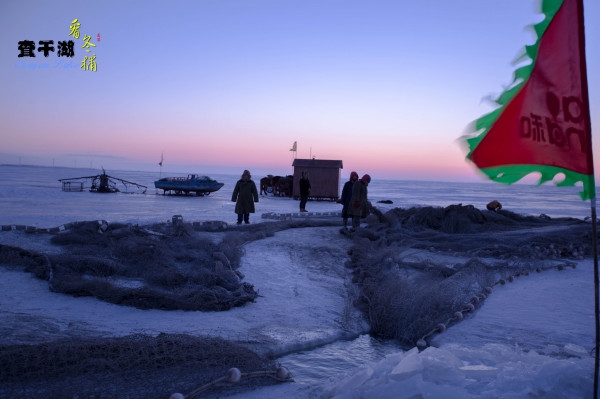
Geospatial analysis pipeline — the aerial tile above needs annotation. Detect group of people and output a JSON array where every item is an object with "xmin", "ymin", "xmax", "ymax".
[
  {"xmin": 298, "ymin": 170, "xmax": 371, "ymax": 231},
  {"xmin": 231, "ymin": 169, "xmax": 372, "ymax": 229},
  {"xmin": 340, "ymin": 171, "xmax": 371, "ymax": 231},
  {"xmin": 232, "ymin": 169, "xmax": 503, "ymax": 227}
]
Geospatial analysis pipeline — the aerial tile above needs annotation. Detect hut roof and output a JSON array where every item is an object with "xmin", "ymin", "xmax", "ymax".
[{"xmin": 292, "ymin": 159, "xmax": 343, "ymax": 169}]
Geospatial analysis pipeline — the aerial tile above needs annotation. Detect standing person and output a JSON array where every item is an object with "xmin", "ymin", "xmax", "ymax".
[
  {"xmin": 299, "ymin": 171, "xmax": 311, "ymax": 212},
  {"xmin": 340, "ymin": 171, "xmax": 359, "ymax": 229},
  {"xmin": 231, "ymin": 170, "xmax": 259, "ymax": 224},
  {"xmin": 348, "ymin": 174, "xmax": 371, "ymax": 231}
]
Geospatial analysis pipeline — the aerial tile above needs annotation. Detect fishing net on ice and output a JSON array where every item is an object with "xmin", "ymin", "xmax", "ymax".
[
  {"xmin": 0, "ymin": 333, "xmax": 283, "ymax": 398},
  {"xmin": 348, "ymin": 204, "xmax": 589, "ymax": 346}
]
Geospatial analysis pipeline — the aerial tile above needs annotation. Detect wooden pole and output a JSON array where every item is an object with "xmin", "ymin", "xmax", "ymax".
[
  {"xmin": 591, "ymin": 200, "xmax": 599, "ymax": 398},
  {"xmin": 575, "ymin": 0, "xmax": 598, "ymax": 395}
]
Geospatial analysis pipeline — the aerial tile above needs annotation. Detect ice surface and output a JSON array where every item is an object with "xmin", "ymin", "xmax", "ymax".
[{"xmin": 0, "ymin": 165, "xmax": 596, "ymax": 398}]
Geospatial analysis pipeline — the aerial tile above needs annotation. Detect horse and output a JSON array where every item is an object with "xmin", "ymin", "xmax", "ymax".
[
  {"xmin": 260, "ymin": 175, "xmax": 282, "ymax": 195},
  {"xmin": 260, "ymin": 175, "xmax": 273, "ymax": 195},
  {"xmin": 276, "ymin": 175, "xmax": 293, "ymax": 197}
]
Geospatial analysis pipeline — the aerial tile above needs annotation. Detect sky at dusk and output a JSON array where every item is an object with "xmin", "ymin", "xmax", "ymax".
[{"xmin": 1, "ymin": 0, "xmax": 599, "ymax": 182}]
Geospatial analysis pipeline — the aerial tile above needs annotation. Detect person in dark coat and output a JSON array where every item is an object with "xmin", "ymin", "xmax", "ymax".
[
  {"xmin": 299, "ymin": 171, "xmax": 311, "ymax": 212},
  {"xmin": 347, "ymin": 174, "xmax": 371, "ymax": 231},
  {"xmin": 340, "ymin": 171, "xmax": 359, "ymax": 229},
  {"xmin": 231, "ymin": 170, "xmax": 259, "ymax": 224}
]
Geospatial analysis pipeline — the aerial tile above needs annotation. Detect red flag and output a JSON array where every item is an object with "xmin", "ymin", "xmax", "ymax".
[
  {"xmin": 158, "ymin": 152, "xmax": 163, "ymax": 167},
  {"xmin": 463, "ymin": 0, "xmax": 595, "ymax": 200}
]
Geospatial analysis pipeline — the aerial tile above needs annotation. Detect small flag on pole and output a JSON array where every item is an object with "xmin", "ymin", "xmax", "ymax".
[
  {"xmin": 158, "ymin": 152, "xmax": 163, "ymax": 167},
  {"xmin": 290, "ymin": 141, "xmax": 297, "ymax": 152},
  {"xmin": 462, "ymin": 0, "xmax": 594, "ymax": 200}
]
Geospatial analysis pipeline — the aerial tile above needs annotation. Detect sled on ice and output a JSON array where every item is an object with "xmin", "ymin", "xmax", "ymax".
[
  {"xmin": 59, "ymin": 169, "xmax": 147, "ymax": 194},
  {"xmin": 154, "ymin": 174, "xmax": 224, "ymax": 196}
]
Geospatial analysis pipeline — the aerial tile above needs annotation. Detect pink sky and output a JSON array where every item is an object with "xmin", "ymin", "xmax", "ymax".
[{"xmin": 1, "ymin": 0, "xmax": 599, "ymax": 183}]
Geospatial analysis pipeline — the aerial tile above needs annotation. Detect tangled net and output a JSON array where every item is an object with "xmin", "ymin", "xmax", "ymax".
[
  {"xmin": 0, "ymin": 333, "xmax": 285, "ymax": 398},
  {"xmin": 346, "ymin": 204, "xmax": 590, "ymax": 347},
  {"xmin": 0, "ymin": 220, "xmax": 262, "ymax": 312},
  {"xmin": 0, "ymin": 218, "xmax": 339, "ymax": 397},
  {"xmin": 0, "ymin": 206, "xmax": 591, "ymax": 395}
]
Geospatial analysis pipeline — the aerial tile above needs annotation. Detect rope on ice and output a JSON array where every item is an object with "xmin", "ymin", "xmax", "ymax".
[
  {"xmin": 0, "ymin": 219, "xmax": 231, "ymax": 234},
  {"xmin": 416, "ymin": 262, "xmax": 578, "ymax": 349},
  {"xmin": 169, "ymin": 366, "xmax": 293, "ymax": 399}
]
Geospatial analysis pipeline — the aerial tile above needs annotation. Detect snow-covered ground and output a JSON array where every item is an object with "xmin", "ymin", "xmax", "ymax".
[{"xmin": 0, "ymin": 195, "xmax": 597, "ymax": 398}]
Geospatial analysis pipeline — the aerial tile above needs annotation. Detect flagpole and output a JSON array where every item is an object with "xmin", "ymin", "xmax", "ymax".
[
  {"xmin": 159, "ymin": 152, "xmax": 163, "ymax": 179},
  {"xmin": 591, "ymin": 203, "xmax": 600, "ymax": 398},
  {"xmin": 157, "ymin": 153, "xmax": 164, "ymax": 195},
  {"xmin": 575, "ymin": 0, "xmax": 599, "ymax": 395}
]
